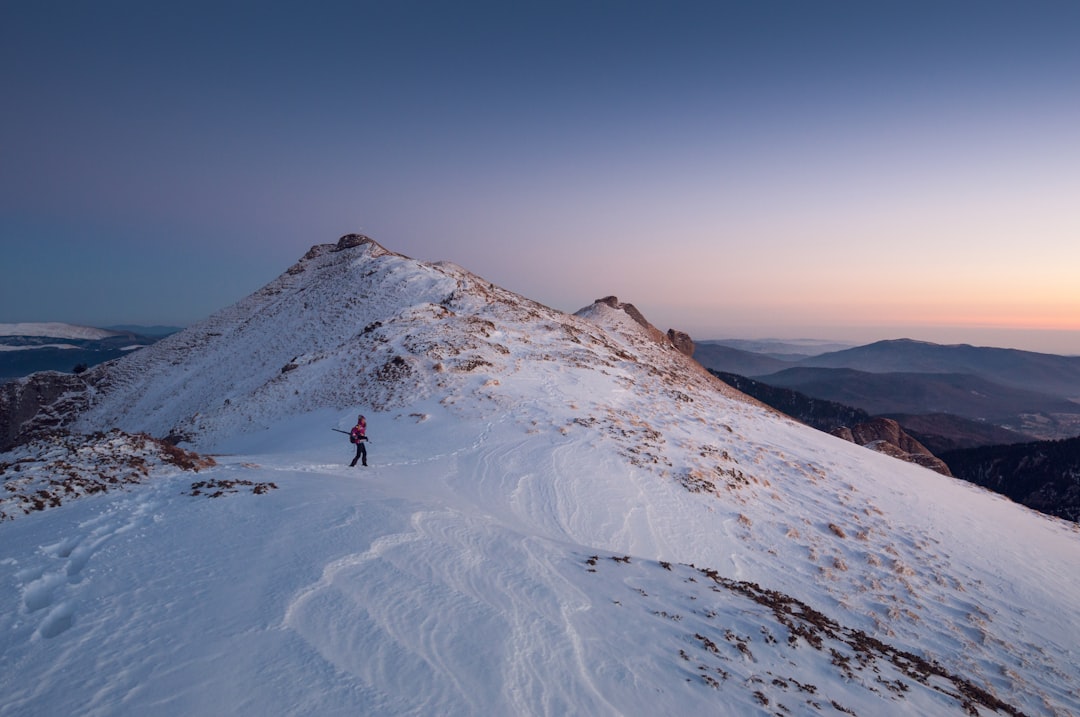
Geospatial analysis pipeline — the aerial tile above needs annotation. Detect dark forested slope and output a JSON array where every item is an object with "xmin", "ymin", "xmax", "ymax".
[{"xmin": 941, "ymin": 437, "xmax": 1080, "ymax": 523}]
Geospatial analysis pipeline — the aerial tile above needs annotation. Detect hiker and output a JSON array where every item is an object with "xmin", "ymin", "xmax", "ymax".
[{"xmin": 349, "ymin": 415, "xmax": 368, "ymax": 467}]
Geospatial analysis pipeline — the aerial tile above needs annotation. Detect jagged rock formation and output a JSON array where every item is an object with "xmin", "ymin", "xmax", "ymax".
[
  {"xmin": 667, "ymin": 329, "xmax": 695, "ymax": 357},
  {"xmin": 0, "ymin": 372, "xmax": 90, "ymax": 451},
  {"xmin": 833, "ymin": 417, "xmax": 953, "ymax": 476},
  {"xmin": 334, "ymin": 232, "xmax": 375, "ymax": 251},
  {"xmin": 593, "ymin": 296, "xmax": 695, "ymax": 357}
]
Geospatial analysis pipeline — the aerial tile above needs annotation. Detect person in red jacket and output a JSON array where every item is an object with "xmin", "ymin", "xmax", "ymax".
[{"xmin": 349, "ymin": 415, "xmax": 368, "ymax": 467}]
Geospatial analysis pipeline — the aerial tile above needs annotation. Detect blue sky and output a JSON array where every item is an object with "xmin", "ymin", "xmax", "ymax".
[{"xmin": 3, "ymin": 1, "xmax": 1079, "ymax": 352}]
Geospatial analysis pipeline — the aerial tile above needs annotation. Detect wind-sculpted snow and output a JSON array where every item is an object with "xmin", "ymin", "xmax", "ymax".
[{"xmin": 2, "ymin": 236, "xmax": 1079, "ymax": 715}]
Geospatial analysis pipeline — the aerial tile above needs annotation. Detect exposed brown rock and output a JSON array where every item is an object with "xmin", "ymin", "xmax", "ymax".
[
  {"xmin": 832, "ymin": 426, "xmax": 855, "ymax": 443},
  {"xmin": 335, "ymin": 233, "xmax": 374, "ymax": 250},
  {"xmin": 592, "ymin": 296, "xmax": 693, "ymax": 356},
  {"xmin": 667, "ymin": 329, "xmax": 695, "ymax": 358},
  {"xmin": 832, "ymin": 417, "xmax": 952, "ymax": 476},
  {"xmin": 849, "ymin": 417, "xmax": 933, "ymax": 456},
  {"xmin": 290, "ymin": 235, "xmax": 398, "ymax": 275}
]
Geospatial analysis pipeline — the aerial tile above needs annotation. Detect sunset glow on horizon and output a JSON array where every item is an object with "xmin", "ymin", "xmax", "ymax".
[{"xmin": 3, "ymin": 2, "xmax": 1078, "ymax": 353}]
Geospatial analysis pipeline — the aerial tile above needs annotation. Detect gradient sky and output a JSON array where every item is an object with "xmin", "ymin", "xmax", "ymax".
[{"xmin": 3, "ymin": 1, "xmax": 1079, "ymax": 353}]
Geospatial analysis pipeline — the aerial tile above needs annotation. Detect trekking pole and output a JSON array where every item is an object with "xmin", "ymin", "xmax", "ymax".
[{"xmin": 331, "ymin": 428, "xmax": 350, "ymax": 435}]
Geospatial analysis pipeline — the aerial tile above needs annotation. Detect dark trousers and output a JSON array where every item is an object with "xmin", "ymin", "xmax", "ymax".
[{"xmin": 350, "ymin": 441, "xmax": 367, "ymax": 466}]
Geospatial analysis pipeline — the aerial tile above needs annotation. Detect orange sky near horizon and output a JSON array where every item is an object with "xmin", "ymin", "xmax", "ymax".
[{"xmin": 4, "ymin": 2, "xmax": 1079, "ymax": 356}]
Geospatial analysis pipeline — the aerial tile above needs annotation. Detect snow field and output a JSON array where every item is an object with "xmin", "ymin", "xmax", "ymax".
[
  {"xmin": 4, "ymin": 388, "xmax": 1080, "ymax": 715},
  {"xmin": 4, "ymin": 238, "xmax": 1079, "ymax": 715}
]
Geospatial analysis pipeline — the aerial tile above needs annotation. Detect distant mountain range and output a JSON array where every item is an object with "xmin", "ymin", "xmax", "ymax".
[
  {"xmin": 0, "ymin": 323, "xmax": 178, "ymax": 383},
  {"xmin": 104, "ymin": 324, "xmax": 184, "ymax": 337},
  {"xmin": 696, "ymin": 338, "xmax": 854, "ymax": 360},
  {"xmin": 759, "ymin": 367, "xmax": 1080, "ymax": 436},
  {"xmin": 695, "ymin": 338, "xmax": 1080, "ymax": 443},
  {"xmin": 798, "ymin": 339, "xmax": 1080, "ymax": 399},
  {"xmin": 692, "ymin": 343, "xmax": 795, "ymax": 377}
]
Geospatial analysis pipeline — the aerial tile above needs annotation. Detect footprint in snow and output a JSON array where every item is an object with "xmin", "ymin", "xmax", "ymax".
[
  {"xmin": 38, "ymin": 602, "xmax": 75, "ymax": 639},
  {"xmin": 22, "ymin": 571, "xmax": 65, "ymax": 613},
  {"xmin": 17, "ymin": 500, "xmax": 158, "ymax": 640}
]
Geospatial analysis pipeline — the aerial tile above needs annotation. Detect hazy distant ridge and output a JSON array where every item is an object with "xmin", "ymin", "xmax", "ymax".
[
  {"xmin": 800, "ymin": 338, "xmax": 1080, "ymax": 399},
  {"xmin": 0, "ymin": 323, "xmax": 168, "ymax": 384},
  {"xmin": 758, "ymin": 367, "xmax": 1079, "ymax": 422},
  {"xmin": 0, "ymin": 322, "xmax": 122, "ymax": 341}
]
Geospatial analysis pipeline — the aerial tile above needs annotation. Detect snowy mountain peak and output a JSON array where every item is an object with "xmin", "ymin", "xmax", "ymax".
[
  {"xmin": 578, "ymin": 294, "xmax": 672, "ymax": 345},
  {"xmin": 578, "ymin": 296, "xmax": 696, "ymax": 358},
  {"xmin": 61, "ymin": 237, "xmax": 722, "ymax": 450}
]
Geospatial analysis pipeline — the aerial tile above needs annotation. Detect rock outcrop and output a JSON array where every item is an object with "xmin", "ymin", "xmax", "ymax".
[
  {"xmin": 0, "ymin": 372, "xmax": 92, "ymax": 451},
  {"xmin": 667, "ymin": 329, "xmax": 694, "ymax": 358},
  {"xmin": 592, "ymin": 296, "xmax": 694, "ymax": 357},
  {"xmin": 833, "ymin": 417, "xmax": 953, "ymax": 476}
]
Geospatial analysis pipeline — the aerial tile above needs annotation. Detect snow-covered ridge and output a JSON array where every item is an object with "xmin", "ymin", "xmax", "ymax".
[
  {"xmin": 71, "ymin": 234, "xmax": 733, "ymax": 449},
  {"xmin": 0, "ymin": 323, "xmax": 122, "ymax": 341}
]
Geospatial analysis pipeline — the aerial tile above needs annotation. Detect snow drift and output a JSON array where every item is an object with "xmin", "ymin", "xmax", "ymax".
[{"xmin": 2, "ymin": 235, "xmax": 1078, "ymax": 716}]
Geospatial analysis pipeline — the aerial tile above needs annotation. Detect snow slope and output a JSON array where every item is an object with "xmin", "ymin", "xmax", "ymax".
[{"xmin": 2, "ymin": 236, "xmax": 1078, "ymax": 716}]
